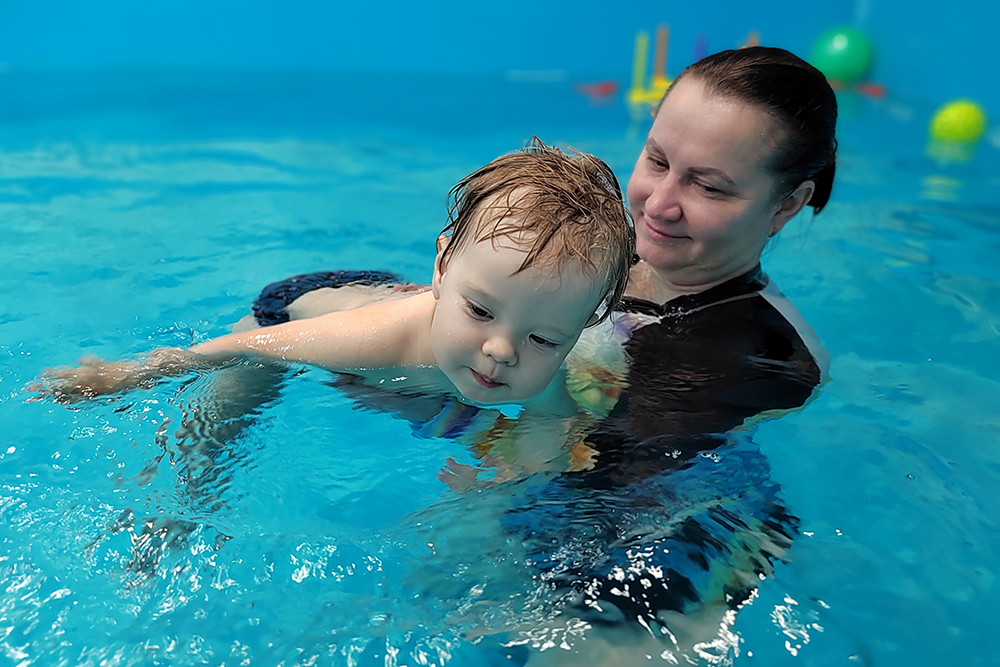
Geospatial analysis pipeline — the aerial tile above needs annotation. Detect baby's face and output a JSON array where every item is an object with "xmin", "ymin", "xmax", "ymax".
[{"xmin": 430, "ymin": 235, "xmax": 605, "ymax": 406}]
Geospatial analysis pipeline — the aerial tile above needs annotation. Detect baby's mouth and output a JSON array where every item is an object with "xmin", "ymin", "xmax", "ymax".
[{"xmin": 471, "ymin": 370, "xmax": 505, "ymax": 389}]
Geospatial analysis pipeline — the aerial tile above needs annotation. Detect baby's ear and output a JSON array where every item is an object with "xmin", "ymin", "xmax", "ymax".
[
  {"xmin": 583, "ymin": 295, "xmax": 611, "ymax": 328},
  {"xmin": 432, "ymin": 242, "xmax": 449, "ymax": 300}
]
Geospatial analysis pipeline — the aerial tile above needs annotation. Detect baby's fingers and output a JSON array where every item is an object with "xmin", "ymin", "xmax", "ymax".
[
  {"xmin": 24, "ymin": 380, "xmax": 49, "ymax": 402},
  {"xmin": 28, "ymin": 359, "xmax": 129, "ymax": 403},
  {"xmin": 437, "ymin": 457, "xmax": 480, "ymax": 492},
  {"xmin": 25, "ymin": 376, "xmax": 78, "ymax": 404}
]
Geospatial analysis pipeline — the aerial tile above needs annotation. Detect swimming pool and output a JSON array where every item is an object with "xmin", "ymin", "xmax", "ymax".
[{"xmin": 2, "ymin": 70, "xmax": 999, "ymax": 666}]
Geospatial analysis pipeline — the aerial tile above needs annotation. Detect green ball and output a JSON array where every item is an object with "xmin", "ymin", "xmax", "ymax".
[{"xmin": 810, "ymin": 26, "xmax": 875, "ymax": 85}]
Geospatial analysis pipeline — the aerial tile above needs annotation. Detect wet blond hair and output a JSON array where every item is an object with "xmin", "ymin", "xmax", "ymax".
[{"xmin": 440, "ymin": 137, "xmax": 635, "ymax": 325}]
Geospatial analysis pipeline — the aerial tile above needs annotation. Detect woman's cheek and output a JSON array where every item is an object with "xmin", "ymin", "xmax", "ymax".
[
  {"xmin": 627, "ymin": 169, "xmax": 652, "ymax": 207},
  {"xmin": 687, "ymin": 200, "xmax": 735, "ymax": 239}
]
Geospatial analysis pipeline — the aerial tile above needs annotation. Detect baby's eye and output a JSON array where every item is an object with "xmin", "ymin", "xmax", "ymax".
[
  {"xmin": 529, "ymin": 334, "xmax": 560, "ymax": 349},
  {"xmin": 465, "ymin": 300, "xmax": 492, "ymax": 320}
]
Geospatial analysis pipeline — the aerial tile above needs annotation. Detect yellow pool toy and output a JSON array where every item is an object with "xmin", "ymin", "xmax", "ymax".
[
  {"xmin": 930, "ymin": 99, "xmax": 988, "ymax": 144},
  {"xmin": 627, "ymin": 25, "xmax": 672, "ymax": 108}
]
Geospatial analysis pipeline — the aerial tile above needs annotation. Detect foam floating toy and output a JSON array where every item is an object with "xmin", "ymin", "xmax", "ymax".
[
  {"xmin": 627, "ymin": 25, "xmax": 672, "ymax": 108},
  {"xmin": 576, "ymin": 80, "xmax": 619, "ymax": 101}
]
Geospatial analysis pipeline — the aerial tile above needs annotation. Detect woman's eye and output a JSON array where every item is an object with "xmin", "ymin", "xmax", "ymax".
[
  {"xmin": 696, "ymin": 182, "xmax": 725, "ymax": 197},
  {"xmin": 647, "ymin": 155, "xmax": 668, "ymax": 171},
  {"xmin": 530, "ymin": 334, "xmax": 560, "ymax": 349}
]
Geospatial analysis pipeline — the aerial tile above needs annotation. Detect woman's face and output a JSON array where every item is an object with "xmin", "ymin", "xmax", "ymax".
[{"xmin": 628, "ymin": 77, "xmax": 800, "ymax": 289}]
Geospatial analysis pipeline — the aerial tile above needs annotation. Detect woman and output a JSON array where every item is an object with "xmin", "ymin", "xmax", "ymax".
[
  {"xmin": 588, "ymin": 45, "xmax": 835, "ymax": 473},
  {"xmin": 509, "ymin": 46, "xmax": 837, "ymax": 658}
]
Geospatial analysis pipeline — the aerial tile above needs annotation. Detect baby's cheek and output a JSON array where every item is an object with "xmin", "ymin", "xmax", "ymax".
[{"xmin": 526, "ymin": 357, "xmax": 559, "ymax": 393}]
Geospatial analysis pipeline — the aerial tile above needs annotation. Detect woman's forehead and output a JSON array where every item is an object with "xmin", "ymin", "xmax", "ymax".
[{"xmin": 652, "ymin": 78, "xmax": 781, "ymax": 172}]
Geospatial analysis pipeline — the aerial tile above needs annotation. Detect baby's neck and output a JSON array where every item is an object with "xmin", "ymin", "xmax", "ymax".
[{"xmin": 503, "ymin": 368, "xmax": 578, "ymax": 417}]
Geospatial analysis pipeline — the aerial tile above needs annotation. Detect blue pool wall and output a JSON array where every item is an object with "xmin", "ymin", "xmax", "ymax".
[{"xmin": 0, "ymin": 0, "xmax": 995, "ymax": 116}]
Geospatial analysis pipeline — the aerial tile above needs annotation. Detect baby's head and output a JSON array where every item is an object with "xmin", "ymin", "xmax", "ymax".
[{"xmin": 431, "ymin": 138, "xmax": 635, "ymax": 405}]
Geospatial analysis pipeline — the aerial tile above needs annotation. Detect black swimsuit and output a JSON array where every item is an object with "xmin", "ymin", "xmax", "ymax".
[
  {"xmin": 503, "ymin": 266, "xmax": 822, "ymax": 628},
  {"xmin": 589, "ymin": 265, "xmax": 820, "ymax": 482}
]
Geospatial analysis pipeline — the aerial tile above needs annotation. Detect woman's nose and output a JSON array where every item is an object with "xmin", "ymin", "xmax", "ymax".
[
  {"xmin": 643, "ymin": 175, "xmax": 683, "ymax": 221},
  {"xmin": 483, "ymin": 335, "xmax": 517, "ymax": 365}
]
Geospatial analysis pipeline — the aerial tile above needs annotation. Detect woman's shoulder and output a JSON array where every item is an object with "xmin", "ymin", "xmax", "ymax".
[
  {"xmin": 755, "ymin": 278, "xmax": 829, "ymax": 377},
  {"xmin": 616, "ymin": 266, "xmax": 826, "ymax": 376}
]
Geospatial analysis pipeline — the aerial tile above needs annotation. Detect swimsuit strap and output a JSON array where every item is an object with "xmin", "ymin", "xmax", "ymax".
[{"xmin": 618, "ymin": 265, "xmax": 768, "ymax": 318}]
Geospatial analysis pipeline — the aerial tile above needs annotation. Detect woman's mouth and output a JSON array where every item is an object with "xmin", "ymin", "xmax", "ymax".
[
  {"xmin": 641, "ymin": 215, "xmax": 689, "ymax": 241},
  {"xmin": 471, "ymin": 370, "xmax": 504, "ymax": 389}
]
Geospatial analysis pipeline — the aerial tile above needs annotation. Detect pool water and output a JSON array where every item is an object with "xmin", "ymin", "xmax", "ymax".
[{"xmin": 1, "ymin": 71, "xmax": 999, "ymax": 666}]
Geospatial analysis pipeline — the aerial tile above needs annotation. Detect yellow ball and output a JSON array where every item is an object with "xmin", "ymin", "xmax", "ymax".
[{"xmin": 930, "ymin": 99, "xmax": 988, "ymax": 144}]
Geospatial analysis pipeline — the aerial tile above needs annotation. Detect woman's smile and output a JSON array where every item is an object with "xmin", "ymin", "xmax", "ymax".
[{"xmin": 640, "ymin": 214, "xmax": 690, "ymax": 241}]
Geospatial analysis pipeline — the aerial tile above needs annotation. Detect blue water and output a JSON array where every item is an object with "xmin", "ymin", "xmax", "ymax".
[{"xmin": 2, "ymin": 71, "xmax": 999, "ymax": 666}]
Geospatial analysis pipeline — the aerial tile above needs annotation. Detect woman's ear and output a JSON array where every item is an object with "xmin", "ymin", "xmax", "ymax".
[{"xmin": 769, "ymin": 180, "xmax": 815, "ymax": 236}]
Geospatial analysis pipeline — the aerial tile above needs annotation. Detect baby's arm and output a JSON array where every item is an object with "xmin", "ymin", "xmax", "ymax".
[
  {"xmin": 35, "ymin": 292, "xmax": 436, "ymax": 402},
  {"xmin": 191, "ymin": 291, "xmax": 434, "ymax": 369}
]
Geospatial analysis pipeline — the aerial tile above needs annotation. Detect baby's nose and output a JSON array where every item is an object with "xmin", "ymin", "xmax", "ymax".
[{"xmin": 483, "ymin": 335, "xmax": 517, "ymax": 365}]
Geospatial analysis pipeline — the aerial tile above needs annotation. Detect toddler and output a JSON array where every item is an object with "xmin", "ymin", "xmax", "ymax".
[{"xmin": 37, "ymin": 138, "xmax": 635, "ymax": 418}]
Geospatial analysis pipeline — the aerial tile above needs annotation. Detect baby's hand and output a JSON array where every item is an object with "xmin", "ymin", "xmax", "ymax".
[
  {"xmin": 33, "ymin": 355, "xmax": 140, "ymax": 401},
  {"xmin": 30, "ymin": 347, "xmax": 197, "ymax": 403},
  {"xmin": 436, "ymin": 457, "xmax": 481, "ymax": 492}
]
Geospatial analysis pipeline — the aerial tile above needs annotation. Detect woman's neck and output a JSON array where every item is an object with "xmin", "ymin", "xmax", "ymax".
[{"xmin": 624, "ymin": 261, "xmax": 756, "ymax": 305}]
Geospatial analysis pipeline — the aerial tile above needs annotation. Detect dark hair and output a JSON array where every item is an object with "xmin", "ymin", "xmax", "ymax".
[
  {"xmin": 662, "ymin": 47, "xmax": 838, "ymax": 213},
  {"xmin": 441, "ymin": 137, "xmax": 635, "ymax": 326}
]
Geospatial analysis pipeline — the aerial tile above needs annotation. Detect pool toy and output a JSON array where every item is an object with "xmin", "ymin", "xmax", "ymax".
[
  {"xmin": 576, "ymin": 80, "xmax": 619, "ymax": 104},
  {"xmin": 927, "ymin": 99, "xmax": 989, "ymax": 162},
  {"xmin": 577, "ymin": 81, "xmax": 618, "ymax": 97},
  {"xmin": 810, "ymin": 26, "xmax": 875, "ymax": 87},
  {"xmin": 930, "ymin": 99, "xmax": 988, "ymax": 144},
  {"xmin": 693, "ymin": 33, "xmax": 708, "ymax": 61},
  {"xmin": 627, "ymin": 25, "xmax": 671, "ymax": 108},
  {"xmin": 855, "ymin": 82, "xmax": 886, "ymax": 99}
]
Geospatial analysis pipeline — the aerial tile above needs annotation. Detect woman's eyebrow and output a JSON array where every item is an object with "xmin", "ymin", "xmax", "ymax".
[{"xmin": 688, "ymin": 166, "xmax": 737, "ymax": 188}]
